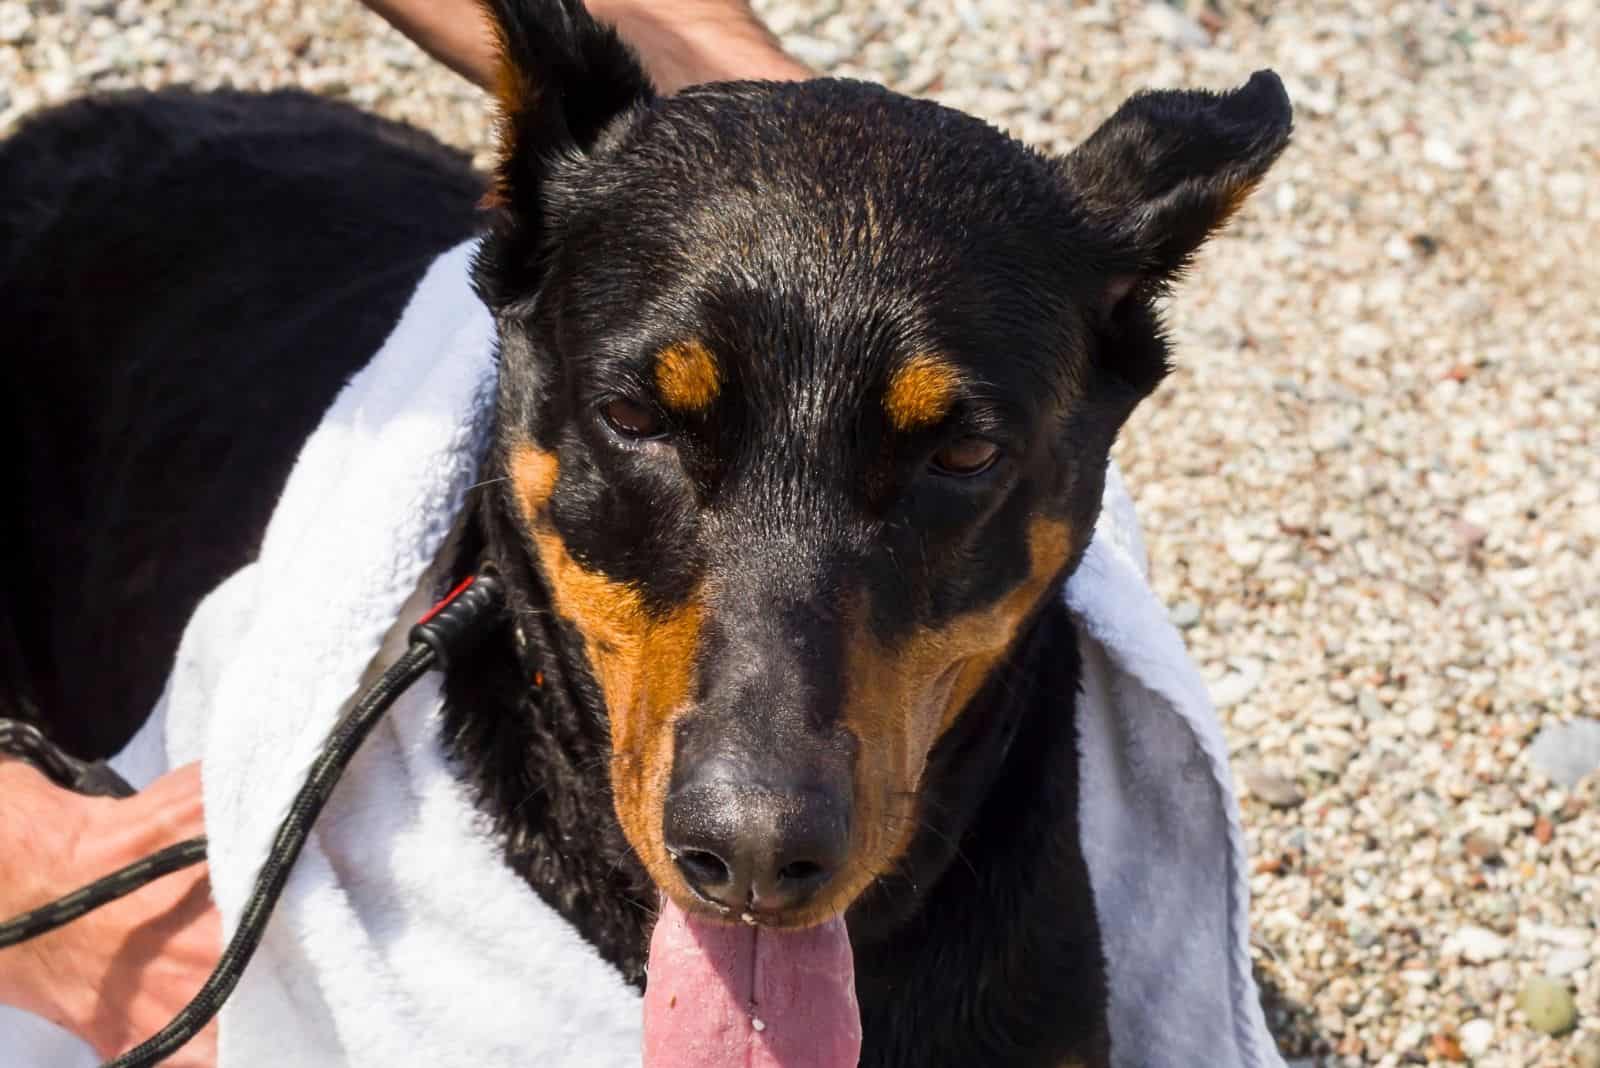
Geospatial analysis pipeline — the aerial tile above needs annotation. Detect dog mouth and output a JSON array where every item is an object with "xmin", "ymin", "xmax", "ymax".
[
  {"xmin": 635, "ymin": 660, "xmax": 979, "ymax": 1067},
  {"xmin": 642, "ymin": 893, "xmax": 861, "ymax": 1068}
]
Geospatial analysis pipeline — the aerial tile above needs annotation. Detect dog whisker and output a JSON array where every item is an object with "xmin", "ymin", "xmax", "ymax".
[{"xmin": 463, "ymin": 475, "xmax": 511, "ymax": 494}]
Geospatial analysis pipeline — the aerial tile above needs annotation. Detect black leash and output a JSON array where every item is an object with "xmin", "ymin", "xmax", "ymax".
[
  {"xmin": 0, "ymin": 570, "xmax": 505, "ymax": 1067},
  {"xmin": 0, "ymin": 838, "xmax": 210, "ymax": 948}
]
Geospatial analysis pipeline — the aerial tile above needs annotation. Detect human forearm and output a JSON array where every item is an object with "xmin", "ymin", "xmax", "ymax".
[
  {"xmin": 362, "ymin": 0, "xmax": 501, "ymax": 89},
  {"xmin": 587, "ymin": 0, "xmax": 810, "ymax": 92},
  {"xmin": 362, "ymin": 0, "xmax": 809, "ymax": 94}
]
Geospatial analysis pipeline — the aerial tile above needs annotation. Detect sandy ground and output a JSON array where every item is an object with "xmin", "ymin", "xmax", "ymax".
[{"xmin": 3, "ymin": 1, "xmax": 1597, "ymax": 1064}]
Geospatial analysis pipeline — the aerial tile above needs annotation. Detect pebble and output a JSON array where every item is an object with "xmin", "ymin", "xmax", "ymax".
[
  {"xmin": 1141, "ymin": 2, "xmax": 1209, "ymax": 49},
  {"xmin": 1519, "ymin": 976, "xmax": 1578, "ymax": 1036},
  {"xmin": 0, "ymin": 1, "xmax": 31, "ymax": 44},
  {"xmin": 1462, "ymin": 830, "xmax": 1503, "ymax": 863},
  {"xmin": 1422, "ymin": 136, "xmax": 1467, "ymax": 170},
  {"xmin": 1406, "ymin": 704, "xmax": 1439, "ymax": 737},
  {"xmin": 1446, "ymin": 926, "xmax": 1510, "ymax": 964},
  {"xmin": 1169, "ymin": 600, "xmax": 1201, "ymax": 629},
  {"xmin": 1546, "ymin": 946, "xmax": 1591, "ymax": 978},
  {"xmin": 1528, "ymin": 718, "xmax": 1600, "ymax": 788},
  {"xmin": 1211, "ymin": 657, "xmax": 1264, "ymax": 708},
  {"xmin": 1574, "ymin": 1036, "xmax": 1600, "ymax": 1068},
  {"xmin": 1458, "ymin": 1017, "xmax": 1494, "ymax": 1059},
  {"xmin": 1240, "ymin": 764, "xmax": 1305, "ymax": 809}
]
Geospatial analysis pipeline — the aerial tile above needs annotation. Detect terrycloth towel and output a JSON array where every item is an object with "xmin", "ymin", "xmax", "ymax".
[{"xmin": 1, "ymin": 238, "xmax": 1282, "ymax": 1068}]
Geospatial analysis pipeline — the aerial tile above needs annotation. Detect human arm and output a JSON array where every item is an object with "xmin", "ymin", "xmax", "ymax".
[
  {"xmin": 360, "ymin": 0, "xmax": 810, "ymax": 94},
  {"xmin": 0, "ymin": 760, "xmax": 220, "ymax": 1066}
]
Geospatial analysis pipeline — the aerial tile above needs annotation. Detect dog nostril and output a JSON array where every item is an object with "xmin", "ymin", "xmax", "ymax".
[
  {"xmin": 676, "ymin": 848, "xmax": 732, "ymax": 890},
  {"xmin": 776, "ymin": 859, "xmax": 824, "ymax": 885}
]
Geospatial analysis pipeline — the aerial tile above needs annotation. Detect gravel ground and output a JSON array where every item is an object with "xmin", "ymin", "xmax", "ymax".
[{"xmin": 4, "ymin": 1, "xmax": 1598, "ymax": 1065}]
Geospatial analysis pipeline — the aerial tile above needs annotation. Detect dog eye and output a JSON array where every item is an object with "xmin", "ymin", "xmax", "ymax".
[
  {"xmin": 599, "ymin": 397, "xmax": 666, "ymax": 440},
  {"xmin": 930, "ymin": 437, "xmax": 1001, "ymax": 477}
]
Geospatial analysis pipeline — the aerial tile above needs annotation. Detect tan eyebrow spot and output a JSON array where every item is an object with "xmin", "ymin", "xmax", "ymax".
[
  {"xmin": 883, "ymin": 353, "xmax": 962, "ymax": 432},
  {"xmin": 654, "ymin": 340, "xmax": 721, "ymax": 413}
]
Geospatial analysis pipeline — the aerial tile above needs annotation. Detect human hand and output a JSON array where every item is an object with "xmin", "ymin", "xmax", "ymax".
[
  {"xmin": 0, "ymin": 760, "xmax": 220, "ymax": 1067},
  {"xmin": 587, "ymin": 0, "xmax": 811, "ymax": 93},
  {"xmin": 362, "ymin": 0, "xmax": 810, "ymax": 96}
]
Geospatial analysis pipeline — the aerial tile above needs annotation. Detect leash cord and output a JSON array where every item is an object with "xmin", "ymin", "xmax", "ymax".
[
  {"xmin": 0, "ymin": 838, "xmax": 209, "ymax": 949},
  {"xmin": 0, "ymin": 570, "xmax": 504, "ymax": 1067}
]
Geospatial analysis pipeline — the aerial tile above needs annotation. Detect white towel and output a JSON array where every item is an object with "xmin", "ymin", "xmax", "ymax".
[{"xmin": 1, "ymin": 239, "xmax": 1282, "ymax": 1068}]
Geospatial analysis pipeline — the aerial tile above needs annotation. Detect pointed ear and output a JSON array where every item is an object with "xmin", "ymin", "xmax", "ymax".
[
  {"xmin": 478, "ymin": 0, "xmax": 654, "ymax": 210},
  {"xmin": 1060, "ymin": 70, "xmax": 1292, "ymax": 315}
]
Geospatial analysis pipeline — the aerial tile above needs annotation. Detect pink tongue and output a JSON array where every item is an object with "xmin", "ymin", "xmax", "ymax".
[{"xmin": 642, "ymin": 897, "xmax": 861, "ymax": 1068}]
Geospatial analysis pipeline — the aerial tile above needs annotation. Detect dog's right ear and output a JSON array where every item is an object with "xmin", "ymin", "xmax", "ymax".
[{"xmin": 1056, "ymin": 70, "xmax": 1291, "ymax": 395}]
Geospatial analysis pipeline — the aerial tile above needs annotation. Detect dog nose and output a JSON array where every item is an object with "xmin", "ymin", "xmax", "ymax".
[{"xmin": 663, "ymin": 765, "xmax": 850, "ymax": 915}]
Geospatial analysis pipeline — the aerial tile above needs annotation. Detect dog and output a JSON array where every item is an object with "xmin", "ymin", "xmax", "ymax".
[{"xmin": 0, "ymin": 1, "xmax": 1290, "ymax": 1064}]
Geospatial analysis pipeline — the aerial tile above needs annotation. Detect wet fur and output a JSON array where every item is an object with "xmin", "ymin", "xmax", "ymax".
[{"xmin": 1, "ymin": 5, "xmax": 1288, "ymax": 1063}]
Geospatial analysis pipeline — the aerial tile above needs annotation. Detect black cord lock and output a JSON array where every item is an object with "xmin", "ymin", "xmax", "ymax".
[{"xmin": 408, "ymin": 569, "xmax": 506, "ymax": 671}]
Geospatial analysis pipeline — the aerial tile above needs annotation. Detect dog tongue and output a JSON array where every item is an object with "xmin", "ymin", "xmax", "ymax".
[{"xmin": 642, "ymin": 897, "xmax": 861, "ymax": 1068}]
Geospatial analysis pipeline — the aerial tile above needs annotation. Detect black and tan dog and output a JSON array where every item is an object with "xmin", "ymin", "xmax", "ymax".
[{"xmin": 0, "ymin": 1, "xmax": 1289, "ymax": 1063}]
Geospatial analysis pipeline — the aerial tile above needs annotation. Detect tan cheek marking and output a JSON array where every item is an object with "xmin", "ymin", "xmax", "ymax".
[
  {"xmin": 507, "ymin": 441, "xmax": 705, "ymax": 891},
  {"xmin": 654, "ymin": 340, "xmax": 721, "ymax": 414},
  {"xmin": 833, "ymin": 518, "xmax": 1072, "ymax": 907},
  {"xmin": 508, "ymin": 442, "xmax": 560, "ymax": 513},
  {"xmin": 883, "ymin": 353, "xmax": 962, "ymax": 432}
]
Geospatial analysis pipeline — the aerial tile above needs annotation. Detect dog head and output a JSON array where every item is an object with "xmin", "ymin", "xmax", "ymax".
[{"xmin": 473, "ymin": 0, "xmax": 1290, "ymax": 928}]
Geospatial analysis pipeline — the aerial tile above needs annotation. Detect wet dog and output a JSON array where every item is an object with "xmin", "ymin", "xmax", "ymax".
[{"xmin": 0, "ymin": 2, "xmax": 1289, "ymax": 1063}]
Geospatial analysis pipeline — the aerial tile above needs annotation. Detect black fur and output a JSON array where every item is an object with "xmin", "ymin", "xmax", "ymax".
[
  {"xmin": 0, "ymin": 89, "xmax": 484, "ymax": 756},
  {"xmin": 2, "ymin": 5, "xmax": 1288, "ymax": 1062}
]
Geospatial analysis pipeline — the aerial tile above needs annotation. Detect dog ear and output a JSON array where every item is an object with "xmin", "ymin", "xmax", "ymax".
[
  {"xmin": 478, "ymin": 0, "xmax": 653, "ymax": 209},
  {"xmin": 1060, "ymin": 70, "xmax": 1292, "ymax": 317},
  {"xmin": 473, "ymin": 0, "xmax": 654, "ymax": 307}
]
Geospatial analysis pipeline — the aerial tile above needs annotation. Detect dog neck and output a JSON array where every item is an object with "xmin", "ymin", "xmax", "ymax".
[{"xmin": 437, "ymin": 488, "xmax": 659, "ymax": 983}]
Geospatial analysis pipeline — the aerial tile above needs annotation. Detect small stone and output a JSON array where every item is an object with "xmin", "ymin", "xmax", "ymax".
[
  {"xmin": 1423, "ymin": 137, "xmax": 1467, "ymax": 169},
  {"xmin": 1518, "ymin": 976, "xmax": 1577, "ymax": 1036},
  {"xmin": 1462, "ymin": 830, "xmax": 1503, "ymax": 863},
  {"xmin": 1225, "ymin": 535, "xmax": 1264, "ymax": 569},
  {"xmin": 1240, "ymin": 764, "xmax": 1305, "ymax": 809},
  {"xmin": 1326, "ymin": 976, "xmax": 1363, "ymax": 1014},
  {"xmin": 1446, "ymin": 925, "xmax": 1510, "ymax": 963},
  {"xmin": 1546, "ymin": 946, "xmax": 1591, "ymax": 978},
  {"xmin": 1141, "ymin": 2, "xmax": 1209, "ymax": 48},
  {"xmin": 1396, "ymin": 1021, "xmax": 1427, "ymax": 1051},
  {"xmin": 0, "ymin": 0, "xmax": 31, "ymax": 43},
  {"xmin": 1458, "ymin": 1018, "xmax": 1493, "ymax": 1059},
  {"xmin": 1358, "ymin": 688, "xmax": 1386, "ymax": 720},
  {"xmin": 1406, "ymin": 704, "xmax": 1439, "ymax": 737},
  {"xmin": 1431, "ymin": 1031, "xmax": 1466, "ymax": 1062},
  {"xmin": 1523, "ymin": 924, "xmax": 1591, "ymax": 948},
  {"xmin": 1349, "ymin": 922, "xmax": 1381, "ymax": 949},
  {"xmin": 1169, "ymin": 600, "xmax": 1201, "ymax": 629},
  {"xmin": 1574, "ymin": 1035, "xmax": 1600, "ymax": 1068},
  {"xmin": 783, "ymin": 34, "xmax": 846, "ymax": 68},
  {"xmin": 1528, "ymin": 718, "xmax": 1600, "ymax": 788},
  {"xmin": 1211, "ymin": 657, "xmax": 1264, "ymax": 708}
]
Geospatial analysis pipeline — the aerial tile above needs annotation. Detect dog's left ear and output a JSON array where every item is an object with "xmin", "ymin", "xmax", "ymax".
[{"xmin": 1060, "ymin": 70, "xmax": 1292, "ymax": 317}]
